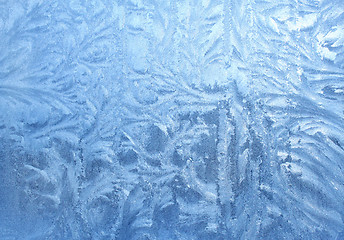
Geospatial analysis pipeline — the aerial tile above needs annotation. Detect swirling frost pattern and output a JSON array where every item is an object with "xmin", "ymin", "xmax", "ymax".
[{"xmin": 0, "ymin": 0, "xmax": 344, "ymax": 239}]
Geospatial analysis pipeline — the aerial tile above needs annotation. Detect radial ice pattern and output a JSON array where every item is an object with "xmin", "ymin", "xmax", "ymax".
[{"xmin": 0, "ymin": 0, "xmax": 344, "ymax": 239}]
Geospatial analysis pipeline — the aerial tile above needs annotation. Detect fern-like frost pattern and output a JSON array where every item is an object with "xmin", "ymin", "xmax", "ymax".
[{"xmin": 0, "ymin": 0, "xmax": 344, "ymax": 239}]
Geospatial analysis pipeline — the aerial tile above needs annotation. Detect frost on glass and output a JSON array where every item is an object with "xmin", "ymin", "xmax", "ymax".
[{"xmin": 0, "ymin": 0, "xmax": 344, "ymax": 239}]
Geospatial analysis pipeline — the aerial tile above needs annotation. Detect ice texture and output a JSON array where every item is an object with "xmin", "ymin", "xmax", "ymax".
[{"xmin": 1, "ymin": 0, "xmax": 344, "ymax": 239}]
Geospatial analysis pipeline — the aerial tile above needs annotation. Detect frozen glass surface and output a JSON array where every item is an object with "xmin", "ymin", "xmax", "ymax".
[{"xmin": 1, "ymin": 0, "xmax": 344, "ymax": 239}]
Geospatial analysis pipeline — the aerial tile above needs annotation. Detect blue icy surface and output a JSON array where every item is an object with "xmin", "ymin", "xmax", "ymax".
[{"xmin": 1, "ymin": 0, "xmax": 344, "ymax": 239}]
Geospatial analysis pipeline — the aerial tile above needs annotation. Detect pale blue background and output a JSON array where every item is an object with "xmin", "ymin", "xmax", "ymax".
[{"xmin": 1, "ymin": 0, "xmax": 344, "ymax": 239}]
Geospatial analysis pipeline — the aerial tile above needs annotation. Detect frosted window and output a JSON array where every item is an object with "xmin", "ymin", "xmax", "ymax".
[{"xmin": 1, "ymin": 1, "xmax": 344, "ymax": 239}]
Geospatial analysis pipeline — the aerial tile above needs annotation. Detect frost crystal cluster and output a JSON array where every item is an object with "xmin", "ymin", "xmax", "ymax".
[{"xmin": 1, "ymin": 0, "xmax": 344, "ymax": 239}]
